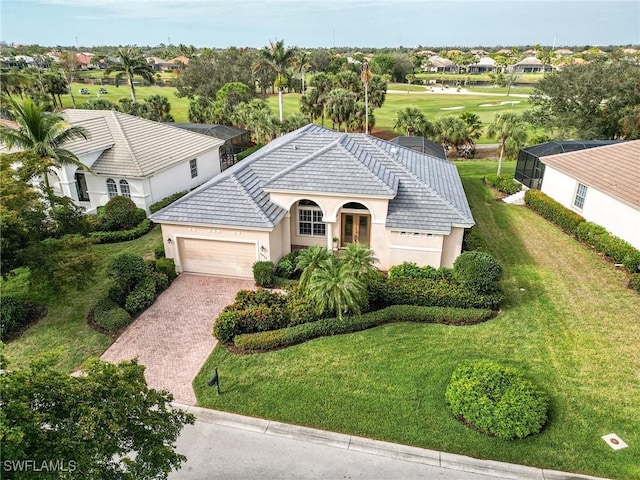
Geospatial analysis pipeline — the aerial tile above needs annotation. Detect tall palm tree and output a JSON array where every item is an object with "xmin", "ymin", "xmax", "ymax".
[
  {"xmin": 325, "ymin": 89, "xmax": 356, "ymax": 132},
  {"xmin": 58, "ymin": 51, "xmax": 79, "ymax": 108},
  {"xmin": 309, "ymin": 72, "xmax": 333, "ymax": 126},
  {"xmin": 292, "ymin": 50, "xmax": 312, "ymax": 95},
  {"xmin": 260, "ymin": 39, "xmax": 297, "ymax": 122},
  {"xmin": 307, "ymin": 255, "xmax": 367, "ymax": 321},
  {"xmin": 0, "ymin": 98, "xmax": 88, "ymax": 206},
  {"xmin": 394, "ymin": 107, "xmax": 427, "ymax": 136},
  {"xmin": 361, "ymin": 62, "xmax": 372, "ymax": 134},
  {"xmin": 486, "ymin": 112, "xmax": 528, "ymax": 175},
  {"xmin": 107, "ymin": 48, "xmax": 155, "ymax": 103}
]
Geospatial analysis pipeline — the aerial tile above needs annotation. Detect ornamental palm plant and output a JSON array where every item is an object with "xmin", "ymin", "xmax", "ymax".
[
  {"xmin": 295, "ymin": 246, "xmax": 330, "ymax": 290},
  {"xmin": 107, "ymin": 48, "xmax": 155, "ymax": 103},
  {"xmin": 340, "ymin": 243, "xmax": 378, "ymax": 281},
  {"xmin": 0, "ymin": 98, "xmax": 88, "ymax": 206}
]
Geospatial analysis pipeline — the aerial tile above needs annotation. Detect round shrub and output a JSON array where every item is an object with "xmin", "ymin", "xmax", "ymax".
[
  {"xmin": 0, "ymin": 296, "xmax": 28, "ymax": 341},
  {"xmin": 150, "ymin": 271, "xmax": 170, "ymax": 293},
  {"xmin": 154, "ymin": 243, "xmax": 166, "ymax": 259},
  {"xmin": 107, "ymin": 253, "xmax": 149, "ymax": 293},
  {"xmin": 453, "ymin": 251, "xmax": 502, "ymax": 293},
  {"xmin": 101, "ymin": 196, "xmax": 146, "ymax": 231},
  {"xmin": 629, "ymin": 273, "xmax": 640, "ymax": 293},
  {"xmin": 124, "ymin": 277, "xmax": 157, "ymax": 314},
  {"xmin": 156, "ymin": 257, "xmax": 177, "ymax": 281},
  {"xmin": 253, "ymin": 261, "xmax": 275, "ymax": 288},
  {"xmin": 445, "ymin": 361, "xmax": 549, "ymax": 440},
  {"xmin": 93, "ymin": 296, "xmax": 132, "ymax": 332},
  {"xmin": 213, "ymin": 310, "xmax": 237, "ymax": 343}
]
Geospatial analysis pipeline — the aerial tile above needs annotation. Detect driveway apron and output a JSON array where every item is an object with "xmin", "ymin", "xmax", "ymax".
[{"xmin": 101, "ymin": 274, "xmax": 254, "ymax": 405}]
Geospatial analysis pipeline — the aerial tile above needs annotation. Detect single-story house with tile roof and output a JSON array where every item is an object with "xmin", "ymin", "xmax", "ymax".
[
  {"xmin": 467, "ymin": 56, "xmax": 497, "ymax": 74},
  {"xmin": 150, "ymin": 124, "xmax": 474, "ymax": 278},
  {"xmin": 509, "ymin": 57, "xmax": 552, "ymax": 73},
  {"xmin": 539, "ymin": 141, "xmax": 640, "ymax": 249},
  {"xmin": 48, "ymin": 109, "xmax": 224, "ymax": 213}
]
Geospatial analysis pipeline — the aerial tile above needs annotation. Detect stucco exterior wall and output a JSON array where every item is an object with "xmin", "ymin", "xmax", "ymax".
[
  {"xmin": 542, "ymin": 165, "xmax": 640, "ymax": 249},
  {"xmin": 441, "ymin": 227, "xmax": 465, "ymax": 268}
]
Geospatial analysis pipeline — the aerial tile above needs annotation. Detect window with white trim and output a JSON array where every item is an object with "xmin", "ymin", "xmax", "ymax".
[
  {"xmin": 190, "ymin": 158, "xmax": 198, "ymax": 178},
  {"xmin": 298, "ymin": 203, "xmax": 325, "ymax": 237},
  {"xmin": 119, "ymin": 179, "xmax": 131, "ymax": 199},
  {"xmin": 573, "ymin": 183, "xmax": 587, "ymax": 209},
  {"xmin": 106, "ymin": 178, "xmax": 117, "ymax": 198}
]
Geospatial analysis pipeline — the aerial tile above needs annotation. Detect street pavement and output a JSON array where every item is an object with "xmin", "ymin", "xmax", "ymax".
[{"xmin": 169, "ymin": 406, "xmax": 607, "ymax": 480}]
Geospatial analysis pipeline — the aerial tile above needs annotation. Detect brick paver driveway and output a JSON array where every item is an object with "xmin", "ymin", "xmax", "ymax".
[{"xmin": 101, "ymin": 274, "xmax": 254, "ymax": 405}]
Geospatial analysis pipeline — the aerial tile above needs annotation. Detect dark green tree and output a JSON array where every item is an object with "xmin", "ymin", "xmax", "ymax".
[{"xmin": 107, "ymin": 48, "xmax": 155, "ymax": 103}]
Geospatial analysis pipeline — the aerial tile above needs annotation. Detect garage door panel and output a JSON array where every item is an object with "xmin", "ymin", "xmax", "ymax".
[{"xmin": 178, "ymin": 238, "xmax": 256, "ymax": 278}]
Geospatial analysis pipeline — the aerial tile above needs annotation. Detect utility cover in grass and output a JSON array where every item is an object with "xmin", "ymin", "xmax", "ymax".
[{"xmin": 445, "ymin": 361, "xmax": 549, "ymax": 440}]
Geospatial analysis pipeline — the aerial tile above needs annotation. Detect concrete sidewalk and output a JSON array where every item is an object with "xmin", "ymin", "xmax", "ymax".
[{"xmin": 171, "ymin": 404, "xmax": 608, "ymax": 480}]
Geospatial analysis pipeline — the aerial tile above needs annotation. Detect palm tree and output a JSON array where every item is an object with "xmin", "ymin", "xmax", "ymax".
[
  {"xmin": 394, "ymin": 107, "xmax": 427, "ymax": 136},
  {"xmin": 432, "ymin": 116, "xmax": 468, "ymax": 153},
  {"xmin": 325, "ymin": 89, "xmax": 356, "ymax": 132},
  {"xmin": 307, "ymin": 255, "xmax": 367, "ymax": 320},
  {"xmin": 0, "ymin": 98, "xmax": 88, "ymax": 206},
  {"xmin": 309, "ymin": 72, "xmax": 333, "ymax": 126},
  {"xmin": 486, "ymin": 112, "xmax": 528, "ymax": 175},
  {"xmin": 340, "ymin": 243, "xmax": 378, "ymax": 281},
  {"xmin": 106, "ymin": 48, "xmax": 155, "ymax": 103},
  {"xmin": 292, "ymin": 50, "xmax": 312, "ymax": 95},
  {"xmin": 260, "ymin": 39, "xmax": 297, "ymax": 122},
  {"xmin": 295, "ymin": 246, "xmax": 331, "ymax": 290},
  {"xmin": 361, "ymin": 62, "xmax": 372, "ymax": 134},
  {"xmin": 58, "ymin": 51, "xmax": 79, "ymax": 108}
]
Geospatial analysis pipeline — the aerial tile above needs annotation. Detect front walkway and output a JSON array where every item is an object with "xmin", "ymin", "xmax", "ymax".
[{"xmin": 101, "ymin": 274, "xmax": 254, "ymax": 404}]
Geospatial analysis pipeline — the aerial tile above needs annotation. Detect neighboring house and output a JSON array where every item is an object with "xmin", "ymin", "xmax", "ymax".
[
  {"xmin": 389, "ymin": 136, "xmax": 447, "ymax": 160},
  {"xmin": 553, "ymin": 48, "xmax": 574, "ymax": 56},
  {"xmin": 423, "ymin": 56, "xmax": 456, "ymax": 73},
  {"xmin": 146, "ymin": 57, "xmax": 174, "ymax": 72},
  {"xmin": 509, "ymin": 57, "xmax": 552, "ymax": 73},
  {"xmin": 515, "ymin": 140, "xmax": 619, "ymax": 190},
  {"xmin": 45, "ymin": 109, "xmax": 224, "ymax": 213},
  {"xmin": 150, "ymin": 124, "xmax": 474, "ymax": 278},
  {"xmin": 467, "ymin": 56, "xmax": 497, "ymax": 74},
  {"xmin": 539, "ymin": 141, "xmax": 640, "ymax": 249}
]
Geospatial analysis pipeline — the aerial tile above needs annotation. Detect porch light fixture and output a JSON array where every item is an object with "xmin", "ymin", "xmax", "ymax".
[
  {"xmin": 167, "ymin": 238, "xmax": 172, "ymax": 245},
  {"xmin": 260, "ymin": 245, "xmax": 266, "ymax": 252}
]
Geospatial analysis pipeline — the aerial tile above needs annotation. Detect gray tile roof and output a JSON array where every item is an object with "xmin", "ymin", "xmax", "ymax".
[
  {"xmin": 151, "ymin": 124, "xmax": 474, "ymax": 233},
  {"xmin": 62, "ymin": 109, "xmax": 224, "ymax": 177}
]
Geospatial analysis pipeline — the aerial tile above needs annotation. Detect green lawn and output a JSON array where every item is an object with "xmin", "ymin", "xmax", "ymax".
[
  {"xmin": 2, "ymin": 227, "xmax": 162, "ymax": 372},
  {"xmin": 194, "ymin": 161, "xmax": 640, "ymax": 480}
]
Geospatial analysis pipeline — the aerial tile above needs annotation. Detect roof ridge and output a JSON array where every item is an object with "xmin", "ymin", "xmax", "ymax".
[
  {"xmin": 335, "ymin": 136, "xmax": 397, "ymax": 194},
  {"xmin": 231, "ymin": 170, "xmax": 273, "ymax": 227},
  {"xmin": 362, "ymin": 135, "xmax": 470, "ymax": 222},
  {"xmin": 109, "ymin": 111, "xmax": 144, "ymax": 176}
]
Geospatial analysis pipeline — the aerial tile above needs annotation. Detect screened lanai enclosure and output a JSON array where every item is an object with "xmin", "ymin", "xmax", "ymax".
[{"xmin": 515, "ymin": 140, "xmax": 621, "ymax": 189}]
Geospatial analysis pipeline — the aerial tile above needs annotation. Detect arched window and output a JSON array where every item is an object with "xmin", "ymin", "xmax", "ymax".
[
  {"xmin": 297, "ymin": 200, "xmax": 325, "ymax": 237},
  {"xmin": 106, "ymin": 178, "xmax": 117, "ymax": 199},
  {"xmin": 119, "ymin": 179, "xmax": 131, "ymax": 199}
]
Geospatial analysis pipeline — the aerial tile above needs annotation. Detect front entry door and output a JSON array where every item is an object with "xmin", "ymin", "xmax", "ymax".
[
  {"xmin": 74, "ymin": 172, "xmax": 89, "ymax": 202},
  {"xmin": 341, "ymin": 213, "xmax": 370, "ymax": 246}
]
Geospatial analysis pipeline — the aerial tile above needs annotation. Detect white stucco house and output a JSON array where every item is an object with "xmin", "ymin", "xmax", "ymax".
[
  {"xmin": 540, "ymin": 140, "xmax": 640, "ymax": 249},
  {"xmin": 150, "ymin": 124, "xmax": 475, "ymax": 278},
  {"xmin": 49, "ymin": 109, "xmax": 224, "ymax": 213}
]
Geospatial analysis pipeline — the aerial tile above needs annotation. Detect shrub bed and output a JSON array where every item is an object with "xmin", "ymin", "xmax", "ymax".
[
  {"xmin": 524, "ymin": 190, "xmax": 585, "ymax": 235},
  {"xmin": 453, "ymin": 251, "xmax": 502, "ymax": 294},
  {"xmin": 93, "ymin": 296, "xmax": 132, "ymax": 332},
  {"xmin": 234, "ymin": 305, "xmax": 493, "ymax": 351},
  {"xmin": 0, "ymin": 296, "xmax": 28, "ymax": 341},
  {"xmin": 156, "ymin": 257, "xmax": 177, "ymax": 281},
  {"xmin": 90, "ymin": 219, "xmax": 153, "ymax": 244},
  {"xmin": 253, "ymin": 261, "xmax": 275, "ymax": 287},
  {"xmin": 275, "ymin": 251, "xmax": 301, "ymax": 279},
  {"xmin": 99, "ymin": 196, "xmax": 147, "ymax": 231},
  {"xmin": 445, "ymin": 361, "xmax": 549, "ymax": 440},
  {"xmin": 236, "ymin": 144, "xmax": 263, "ymax": 161},
  {"xmin": 483, "ymin": 174, "xmax": 522, "ymax": 195},
  {"xmin": 388, "ymin": 262, "xmax": 452, "ymax": 281},
  {"xmin": 149, "ymin": 191, "xmax": 189, "ymax": 214}
]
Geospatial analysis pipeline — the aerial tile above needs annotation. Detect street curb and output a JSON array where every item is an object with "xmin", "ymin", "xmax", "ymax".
[{"xmin": 172, "ymin": 403, "xmax": 609, "ymax": 480}]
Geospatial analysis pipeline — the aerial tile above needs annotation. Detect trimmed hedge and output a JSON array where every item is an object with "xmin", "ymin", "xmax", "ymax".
[
  {"xmin": 234, "ymin": 305, "xmax": 493, "ymax": 351},
  {"xmin": 90, "ymin": 219, "xmax": 153, "ymax": 244},
  {"xmin": 149, "ymin": 191, "xmax": 189, "ymax": 214},
  {"xmin": 525, "ymin": 190, "xmax": 640, "ymax": 273},
  {"xmin": 156, "ymin": 257, "xmax": 177, "ymax": 281},
  {"xmin": 484, "ymin": 174, "xmax": 522, "ymax": 195},
  {"xmin": 100, "ymin": 196, "xmax": 146, "ymax": 231},
  {"xmin": 524, "ymin": 190, "xmax": 585, "ymax": 235},
  {"xmin": 388, "ymin": 262, "xmax": 452, "ymax": 281},
  {"xmin": 236, "ymin": 144, "xmax": 263, "ymax": 161},
  {"xmin": 0, "ymin": 296, "xmax": 28, "ymax": 341},
  {"xmin": 253, "ymin": 261, "xmax": 275, "ymax": 288},
  {"xmin": 453, "ymin": 251, "xmax": 502, "ymax": 294},
  {"xmin": 93, "ymin": 297, "xmax": 132, "ymax": 332},
  {"xmin": 124, "ymin": 277, "xmax": 157, "ymax": 314},
  {"xmin": 445, "ymin": 361, "xmax": 549, "ymax": 440},
  {"xmin": 154, "ymin": 243, "xmax": 165, "ymax": 259}
]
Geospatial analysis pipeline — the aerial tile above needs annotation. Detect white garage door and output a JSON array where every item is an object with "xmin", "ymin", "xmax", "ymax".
[{"xmin": 178, "ymin": 238, "xmax": 256, "ymax": 278}]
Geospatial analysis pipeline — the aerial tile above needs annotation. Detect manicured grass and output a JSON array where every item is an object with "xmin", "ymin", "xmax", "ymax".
[
  {"xmin": 387, "ymin": 82, "xmax": 429, "ymax": 92},
  {"xmin": 194, "ymin": 161, "xmax": 640, "ymax": 480},
  {"xmin": 1, "ymin": 226, "xmax": 162, "ymax": 372}
]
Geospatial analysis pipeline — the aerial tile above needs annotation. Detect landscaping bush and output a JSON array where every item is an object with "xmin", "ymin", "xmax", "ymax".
[
  {"xmin": 107, "ymin": 253, "xmax": 150, "ymax": 294},
  {"xmin": 154, "ymin": 242, "xmax": 166, "ymax": 259},
  {"xmin": 93, "ymin": 296, "xmax": 132, "ymax": 332},
  {"xmin": 234, "ymin": 288, "xmax": 287, "ymax": 309},
  {"xmin": 107, "ymin": 283, "xmax": 127, "ymax": 306},
  {"xmin": 149, "ymin": 191, "xmax": 188, "ymax": 214},
  {"xmin": 377, "ymin": 277, "xmax": 502, "ymax": 310},
  {"xmin": 453, "ymin": 251, "xmax": 503, "ymax": 294},
  {"xmin": 629, "ymin": 273, "xmax": 640, "ymax": 293},
  {"xmin": 52, "ymin": 201, "xmax": 93, "ymax": 236},
  {"xmin": 0, "ymin": 296, "xmax": 28, "ymax": 341},
  {"xmin": 236, "ymin": 144, "xmax": 263, "ymax": 161},
  {"xmin": 100, "ymin": 196, "xmax": 147, "ymax": 231},
  {"xmin": 445, "ymin": 361, "xmax": 549, "ymax": 440},
  {"xmin": 484, "ymin": 174, "xmax": 522, "ymax": 195},
  {"xmin": 234, "ymin": 305, "xmax": 493, "ymax": 351},
  {"xmin": 576, "ymin": 222, "xmax": 640, "ymax": 273},
  {"xmin": 524, "ymin": 190, "xmax": 585, "ymax": 235},
  {"xmin": 90, "ymin": 219, "xmax": 152, "ymax": 244},
  {"xmin": 155, "ymin": 257, "xmax": 177, "ymax": 281},
  {"xmin": 213, "ymin": 310, "xmax": 238, "ymax": 343},
  {"xmin": 253, "ymin": 261, "xmax": 275, "ymax": 288},
  {"xmin": 275, "ymin": 251, "xmax": 301, "ymax": 279},
  {"xmin": 388, "ymin": 262, "xmax": 451, "ymax": 281},
  {"xmin": 124, "ymin": 277, "xmax": 157, "ymax": 315},
  {"xmin": 286, "ymin": 286, "xmax": 324, "ymax": 326},
  {"xmin": 150, "ymin": 271, "xmax": 170, "ymax": 293}
]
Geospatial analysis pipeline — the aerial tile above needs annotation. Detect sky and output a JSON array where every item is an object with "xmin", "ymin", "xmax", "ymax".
[{"xmin": 1, "ymin": 0, "xmax": 639, "ymax": 49}]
